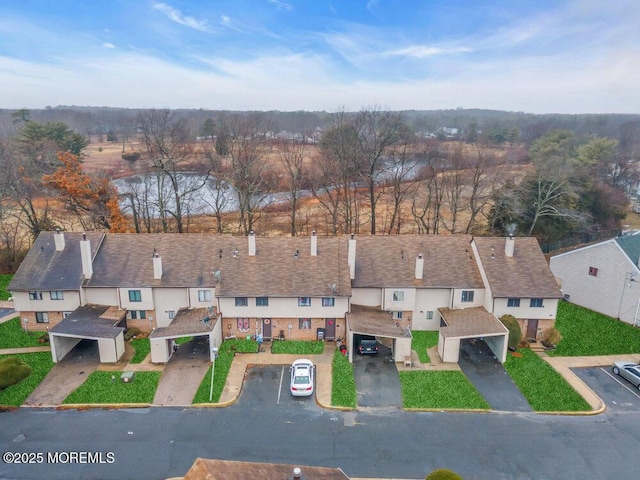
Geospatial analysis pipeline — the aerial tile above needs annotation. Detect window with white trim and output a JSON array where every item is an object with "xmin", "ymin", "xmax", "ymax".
[
  {"xmin": 392, "ymin": 311, "xmax": 403, "ymax": 320},
  {"xmin": 35, "ymin": 312, "xmax": 49, "ymax": 323},
  {"xmin": 530, "ymin": 298, "xmax": 544, "ymax": 308},
  {"xmin": 50, "ymin": 291, "xmax": 64, "ymax": 300},
  {"xmin": 29, "ymin": 291, "xmax": 43, "ymax": 300},
  {"xmin": 256, "ymin": 297, "xmax": 269, "ymax": 306},
  {"xmin": 198, "ymin": 290, "xmax": 212, "ymax": 302},
  {"xmin": 168, "ymin": 310, "xmax": 175, "ymax": 320},
  {"xmin": 322, "ymin": 297, "xmax": 335, "ymax": 307},
  {"xmin": 392, "ymin": 290, "xmax": 405, "ymax": 302},
  {"xmin": 298, "ymin": 297, "xmax": 311, "ymax": 307},
  {"xmin": 507, "ymin": 298, "xmax": 521, "ymax": 307},
  {"xmin": 235, "ymin": 297, "xmax": 248, "ymax": 307},
  {"xmin": 461, "ymin": 290, "xmax": 474, "ymax": 302},
  {"xmin": 129, "ymin": 290, "xmax": 142, "ymax": 302},
  {"xmin": 128, "ymin": 310, "xmax": 146, "ymax": 320},
  {"xmin": 426, "ymin": 311, "xmax": 434, "ymax": 320},
  {"xmin": 299, "ymin": 318, "xmax": 311, "ymax": 329}
]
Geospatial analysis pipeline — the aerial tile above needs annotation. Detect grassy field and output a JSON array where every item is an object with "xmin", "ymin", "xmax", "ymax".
[
  {"xmin": 332, "ymin": 349, "xmax": 356, "ymax": 408},
  {"xmin": 0, "ymin": 274, "xmax": 12, "ymax": 300},
  {"xmin": 504, "ymin": 348, "xmax": 591, "ymax": 412},
  {"xmin": 271, "ymin": 340, "xmax": 324, "ymax": 355},
  {"xmin": 411, "ymin": 331, "xmax": 439, "ymax": 363},
  {"xmin": 0, "ymin": 317, "xmax": 46, "ymax": 349},
  {"xmin": 400, "ymin": 370, "xmax": 490, "ymax": 410},
  {"xmin": 129, "ymin": 338, "xmax": 150, "ymax": 364},
  {"xmin": 0, "ymin": 353, "xmax": 55, "ymax": 407},
  {"xmin": 551, "ymin": 301, "xmax": 640, "ymax": 356},
  {"xmin": 63, "ymin": 371, "xmax": 161, "ymax": 404}
]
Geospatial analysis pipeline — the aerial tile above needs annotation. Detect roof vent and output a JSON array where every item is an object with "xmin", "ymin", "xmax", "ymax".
[{"xmin": 292, "ymin": 467, "xmax": 302, "ymax": 480}]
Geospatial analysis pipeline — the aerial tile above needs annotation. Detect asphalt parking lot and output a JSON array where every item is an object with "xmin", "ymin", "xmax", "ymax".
[
  {"xmin": 573, "ymin": 366, "xmax": 640, "ymax": 412},
  {"xmin": 238, "ymin": 364, "xmax": 319, "ymax": 410}
]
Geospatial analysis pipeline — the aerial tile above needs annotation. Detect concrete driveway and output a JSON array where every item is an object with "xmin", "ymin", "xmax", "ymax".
[
  {"xmin": 458, "ymin": 338, "xmax": 532, "ymax": 412},
  {"xmin": 353, "ymin": 343, "xmax": 403, "ymax": 408},
  {"xmin": 153, "ymin": 337, "xmax": 211, "ymax": 406},
  {"xmin": 24, "ymin": 340, "xmax": 99, "ymax": 406}
]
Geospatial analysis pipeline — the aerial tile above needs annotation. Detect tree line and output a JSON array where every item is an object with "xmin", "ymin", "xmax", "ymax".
[{"xmin": 0, "ymin": 107, "xmax": 638, "ymax": 272}]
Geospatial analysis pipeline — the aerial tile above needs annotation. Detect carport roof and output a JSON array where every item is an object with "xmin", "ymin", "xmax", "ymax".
[
  {"xmin": 184, "ymin": 458, "xmax": 350, "ymax": 480},
  {"xmin": 347, "ymin": 305, "xmax": 410, "ymax": 338},
  {"xmin": 149, "ymin": 307, "xmax": 216, "ymax": 339},
  {"xmin": 49, "ymin": 304, "xmax": 125, "ymax": 339},
  {"xmin": 439, "ymin": 306, "xmax": 508, "ymax": 339}
]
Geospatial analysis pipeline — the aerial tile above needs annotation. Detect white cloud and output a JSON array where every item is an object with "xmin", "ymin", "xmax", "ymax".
[
  {"xmin": 383, "ymin": 45, "xmax": 472, "ymax": 58},
  {"xmin": 103, "ymin": 42, "xmax": 116, "ymax": 49},
  {"xmin": 268, "ymin": 0, "xmax": 292, "ymax": 11},
  {"xmin": 152, "ymin": 2, "xmax": 213, "ymax": 33}
]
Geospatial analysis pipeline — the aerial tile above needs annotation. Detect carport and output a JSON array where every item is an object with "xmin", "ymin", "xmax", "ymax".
[
  {"xmin": 437, "ymin": 306, "xmax": 509, "ymax": 364},
  {"xmin": 49, "ymin": 304, "xmax": 126, "ymax": 363},
  {"xmin": 346, "ymin": 305, "xmax": 412, "ymax": 364},
  {"xmin": 149, "ymin": 307, "xmax": 222, "ymax": 363}
]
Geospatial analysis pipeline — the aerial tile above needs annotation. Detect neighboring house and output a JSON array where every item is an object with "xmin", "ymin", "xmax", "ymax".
[
  {"xmin": 8, "ymin": 231, "xmax": 560, "ymax": 365},
  {"xmin": 549, "ymin": 233, "xmax": 640, "ymax": 325}
]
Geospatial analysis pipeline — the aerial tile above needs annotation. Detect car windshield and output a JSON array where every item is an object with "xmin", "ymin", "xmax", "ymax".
[{"xmin": 294, "ymin": 375, "xmax": 310, "ymax": 384}]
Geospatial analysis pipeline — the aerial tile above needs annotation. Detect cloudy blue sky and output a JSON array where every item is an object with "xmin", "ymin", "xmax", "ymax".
[{"xmin": 0, "ymin": 0, "xmax": 638, "ymax": 113}]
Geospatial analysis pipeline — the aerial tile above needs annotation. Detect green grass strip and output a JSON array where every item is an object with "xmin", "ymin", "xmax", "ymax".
[
  {"xmin": 332, "ymin": 349, "xmax": 356, "ymax": 408},
  {"xmin": 0, "ymin": 317, "xmax": 46, "ymax": 348},
  {"xmin": 0, "ymin": 353, "xmax": 56, "ymax": 407},
  {"xmin": 0, "ymin": 274, "xmax": 12, "ymax": 300},
  {"xmin": 63, "ymin": 371, "xmax": 160, "ymax": 404},
  {"xmin": 504, "ymin": 348, "xmax": 591, "ymax": 411},
  {"xmin": 400, "ymin": 370, "xmax": 490, "ymax": 409},
  {"xmin": 551, "ymin": 301, "xmax": 640, "ymax": 356},
  {"xmin": 129, "ymin": 338, "xmax": 150, "ymax": 364},
  {"xmin": 271, "ymin": 340, "xmax": 324, "ymax": 355},
  {"xmin": 411, "ymin": 330, "xmax": 439, "ymax": 363}
]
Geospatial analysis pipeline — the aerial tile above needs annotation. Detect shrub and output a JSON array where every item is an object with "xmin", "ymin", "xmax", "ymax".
[
  {"xmin": 500, "ymin": 314, "xmax": 522, "ymax": 350},
  {"xmin": 425, "ymin": 468, "xmax": 463, "ymax": 480},
  {"xmin": 124, "ymin": 328, "xmax": 140, "ymax": 341},
  {"xmin": 121, "ymin": 151, "xmax": 141, "ymax": 162},
  {"xmin": 38, "ymin": 332, "xmax": 49, "ymax": 344},
  {"xmin": 541, "ymin": 327, "xmax": 562, "ymax": 347},
  {"xmin": 0, "ymin": 357, "xmax": 32, "ymax": 390}
]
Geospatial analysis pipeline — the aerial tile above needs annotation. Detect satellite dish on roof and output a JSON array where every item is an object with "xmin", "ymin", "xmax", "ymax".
[{"xmin": 213, "ymin": 271, "xmax": 221, "ymax": 283}]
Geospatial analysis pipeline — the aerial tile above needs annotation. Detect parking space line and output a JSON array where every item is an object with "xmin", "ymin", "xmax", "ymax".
[
  {"xmin": 277, "ymin": 366, "xmax": 284, "ymax": 404},
  {"xmin": 601, "ymin": 367, "xmax": 640, "ymax": 399}
]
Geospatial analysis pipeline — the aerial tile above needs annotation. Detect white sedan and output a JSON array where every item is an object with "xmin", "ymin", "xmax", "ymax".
[{"xmin": 289, "ymin": 359, "xmax": 315, "ymax": 397}]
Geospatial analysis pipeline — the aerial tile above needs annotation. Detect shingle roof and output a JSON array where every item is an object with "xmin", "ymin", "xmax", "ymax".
[
  {"xmin": 352, "ymin": 234, "xmax": 484, "ymax": 289},
  {"xmin": 149, "ymin": 307, "xmax": 216, "ymax": 339},
  {"xmin": 615, "ymin": 234, "xmax": 640, "ymax": 265},
  {"xmin": 183, "ymin": 458, "xmax": 350, "ymax": 480},
  {"xmin": 8, "ymin": 231, "xmax": 104, "ymax": 291},
  {"xmin": 84, "ymin": 233, "xmax": 351, "ymax": 297},
  {"xmin": 473, "ymin": 236, "xmax": 562, "ymax": 298},
  {"xmin": 439, "ymin": 306, "xmax": 508, "ymax": 338},
  {"xmin": 347, "ymin": 305, "xmax": 410, "ymax": 338},
  {"xmin": 49, "ymin": 304, "xmax": 125, "ymax": 339}
]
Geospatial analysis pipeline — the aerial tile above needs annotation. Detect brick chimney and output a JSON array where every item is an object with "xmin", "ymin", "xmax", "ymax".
[
  {"xmin": 415, "ymin": 254, "xmax": 424, "ymax": 280},
  {"xmin": 54, "ymin": 229, "xmax": 65, "ymax": 251},
  {"xmin": 80, "ymin": 233, "xmax": 93, "ymax": 279},
  {"xmin": 347, "ymin": 234, "xmax": 356, "ymax": 280},
  {"xmin": 310, "ymin": 231, "xmax": 318, "ymax": 256},
  {"xmin": 153, "ymin": 250, "xmax": 162, "ymax": 279},
  {"xmin": 248, "ymin": 231, "xmax": 256, "ymax": 256},
  {"xmin": 505, "ymin": 234, "xmax": 515, "ymax": 258}
]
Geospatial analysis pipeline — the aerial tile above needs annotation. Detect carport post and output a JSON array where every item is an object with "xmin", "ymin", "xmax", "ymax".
[{"xmin": 208, "ymin": 346, "xmax": 219, "ymax": 402}]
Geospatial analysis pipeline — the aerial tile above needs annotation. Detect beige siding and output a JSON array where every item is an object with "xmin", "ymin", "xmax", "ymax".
[
  {"xmin": 351, "ymin": 288, "xmax": 382, "ymax": 307},
  {"xmin": 219, "ymin": 297, "xmax": 348, "ymax": 319},
  {"xmin": 84, "ymin": 288, "xmax": 119, "ymax": 306},
  {"xmin": 12, "ymin": 291, "xmax": 80, "ymax": 316},
  {"xmin": 153, "ymin": 288, "xmax": 190, "ymax": 327},
  {"xmin": 413, "ymin": 289, "xmax": 451, "ymax": 330},
  {"xmin": 119, "ymin": 287, "xmax": 154, "ymax": 310},
  {"xmin": 451, "ymin": 288, "xmax": 485, "ymax": 309},
  {"xmin": 493, "ymin": 298, "xmax": 559, "ymax": 322},
  {"xmin": 382, "ymin": 287, "xmax": 416, "ymax": 311}
]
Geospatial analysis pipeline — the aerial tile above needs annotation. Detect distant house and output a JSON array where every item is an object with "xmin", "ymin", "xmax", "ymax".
[
  {"xmin": 549, "ymin": 233, "xmax": 640, "ymax": 325},
  {"xmin": 8, "ymin": 231, "xmax": 560, "ymax": 365}
]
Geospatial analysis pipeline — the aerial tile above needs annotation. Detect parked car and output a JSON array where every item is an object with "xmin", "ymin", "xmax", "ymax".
[
  {"xmin": 612, "ymin": 361, "xmax": 640, "ymax": 390},
  {"xmin": 289, "ymin": 359, "xmax": 314, "ymax": 396},
  {"xmin": 355, "ymin": 334, "xmax": 378, "ymax": 355}
]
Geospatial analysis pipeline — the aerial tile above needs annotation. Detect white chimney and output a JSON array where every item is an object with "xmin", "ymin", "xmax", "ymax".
[
  {"xmin": 54, "ymin": 229, "xmax": 65, "ymax": 251},
  {"xmin": 248, "ymin": 230, "xmax": 256, "ymax": 256},
  {"xmin": 80, "ymin": 233, "xmax": 93, "ymax": 279},
  {"xmin": 348, "ymin": 234, "xmax": 356, "ymax": 280},
  {"xmin": 505, "ymin": 234, "xmax": 515, "ymax": 258},
  {"xmin": 415, "ymin": 254, "xmax": 424, "ymax": 280},
  {"xmin": 153, "ymin": 251, "xmax": 162, "ymax": 279},
  {"xmin": 310, "ymin": 230, "xmax": 318, "ymax": 256}
]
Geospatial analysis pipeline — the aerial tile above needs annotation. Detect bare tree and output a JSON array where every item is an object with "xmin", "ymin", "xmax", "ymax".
[
  {"xmin": 136, "ymin": 110, "xmax": 212, "ymax": 233},
  {"xmin": 202, "ymin": 146, "xmax": 233, "ymax": 233},
  {"xmin": 278, "ymin": 138, "xmax": 308, "ymax": 236},
  {"xmin": 382, "ymin": 139, "xmax": 419, "ymax": 234},
  {"xmin": 411, "ymin": 141, "xmax": 447, "ymax": 234}
]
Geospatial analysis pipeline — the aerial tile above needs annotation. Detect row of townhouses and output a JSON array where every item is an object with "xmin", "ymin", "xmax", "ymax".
[{"xmin": 7, "ymin": 231, "xmax": 561, "ymax": 365}]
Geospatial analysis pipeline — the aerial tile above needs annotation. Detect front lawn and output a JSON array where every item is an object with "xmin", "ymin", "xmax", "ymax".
[
  {"xmin": 400, "ymin": 370, "xmax": 490, "ymax": 410},
  {"xmin": 271, "ymin": 340, "xmax": 324, "ymax": 355},
  {"xmin": 63, "ymin": 371, "xmax": 161, "ymax": 404},
  {"xmin": 0, "ymin": 317, "xmax": 46, "ymax": 349},
  {"xmin": 192, "ymin": 338, "xmax": 257, "ymax": 403},
  {"xmin": 0, "ymin": 274, "xmax": 12, "ymax": 300},
  {"xmin": 129, "ymin": 338, "xmax": 150, "ymax": 364},
  {"xmin": 411, "ymin": 331, "xmax": 439, "ymax": 363},
  {"xmin": 332, "ymin": 350, "xmax": 356, "ymax": 408},
  {"xmin": 504, "ymin": 348, "xmax": 591, "ymax": 412},
  {"xmin": 551, "ymin": 301, "xmax": 640, "ymax": 356},
  {"xmin": 0, "ymin": 353, "xmax": 55, "ymax": 407}
]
